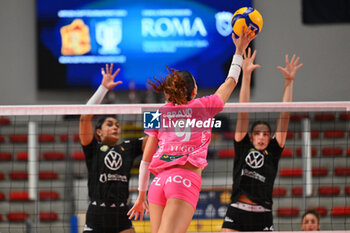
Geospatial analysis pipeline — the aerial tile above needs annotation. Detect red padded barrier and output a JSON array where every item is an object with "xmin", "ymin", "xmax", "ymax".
[
  {"xmin": 324, "ymin": 130, "xmax": 345, "ymax": 138},
  {"xmin": 339, "ymin": 112, "xmax": 350, "ymax": 121},
  {"xmin": 16, "ymin": 152, "xmax": 28, "ymax": 161},
  {"xmin": 0, "ymin": 192, "xmax": 5, "ymax": 201},
  {"xmin": 39, "ymin": 171, "xmax": 58, "ymax": 180},
  {"xmin": 314, "ymin": 113, "xmax": 335, "ymax": 121},
  {"xmin": 39, "ymin": 191, "xmax": 60, "ymax": 200},
  {"xmin": 312, "ymin": 167, "xmax": 328, "ymax": 177},
  {"xmin": 7, "ymin": 212, "xmax": 29, "ymax": 222},
  {"xmin": 298, "ymin": 131, "xmax": 320, "ymax": 139},
  {"xmin": 291, "ymin": 187, "xmax": 303, "ymax": 196},
  {"xmin": 16, "ymin": 152, "xmax": 40, "ymax": 161},
  {"xmin": 322, "ymin": 147, "xmax": 343, "ymax": 156},
  {"xmin": 272, "ymin": 187, "xmax": 287, "ymax": 197},
  {"xmin": 0, "ymin": 117, "xmax": 10, "ymax": 125},
  {"xmin": 296, "ymin": 147, "xmax": 317, "ymax": 157},
  {"xmin": 286, "ymin": 131, "xmax": 294, "ymax": 139},
  {"xmin": 73, "ymin": 151, "xmax": 85, "ymax": 160},
  {"xmin": 38, "ymin": 134, "xmax": 55, "ymax": 142},
  {"xmin": 318, "ymin": 186, "xmax": 340, "ymax": 196},
  {"xmin": 218, "ymin": 149, "xmax": 235, "ymax": 158},
  {"xmin": 279, "ymin": 168, "xmax": 302, "ymax": 177},
  {"xmin": 9, "ymin": 191, "xmax": 29, "ymax": 201},
  {"xmin": 9, "ymin": 134, "xmax": 28, "ymax": 143},
  {"xmin": 308, "ymin": 206, "xmax": 328, "ymax": 216},
  {"xmin": 60, "ymin": 134, "xmax": 80, "ymax": 142},
  {"xmin": 277, "ymin": 207, "xmax": 300, "ymax": 217},
  {"xmin": 345, "ymin": 187, "xmax": 350, "ymax": 195},
  {"xmin": 281, "ymin": 148, "xmax": 293, "ymax": 158},
  {"xmin": 290, "ymin": 114, "xmax": 309, "ymax": 122},
  {"xmin": 40, "ymin": 212, "xmax": 58, "ymax": 221},
  {"xmin": 334, "ymin": 167, "xmax": 350, "ymax": 176},
  {"xmin": 222, "ymin": 132, "xmax": 235, "ymax": 140},
  {"xmin": 43, "ymin": 152, "xmax": 65, "ymax": 160},
  {"xmin": 0, "ymin": 152, "xmax": 12, "ymax": 161},
  {"xmin": 9, "ymin": 171, "xmax": 28, "ymax": 180},
  {"xmin": 331, "ymin": 206, "xmax": 350, "ymax": 216}
]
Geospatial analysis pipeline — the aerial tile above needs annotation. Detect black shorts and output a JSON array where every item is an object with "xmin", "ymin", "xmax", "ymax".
[
  {"xmin": 83, "ymin": 202, "xmax": 133, "ymax": 233},
  {"xmin": 222, "ymin": 203, "xmax": 273, "ymax": 231}
]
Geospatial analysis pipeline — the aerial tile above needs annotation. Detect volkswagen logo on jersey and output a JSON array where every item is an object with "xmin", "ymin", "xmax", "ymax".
[
  {"xmin": 245, "ymin": 150, "xmax": 264, "ymax": 169},
  {"xmin": 104, "ymin": 150, "xmax": 122, "ymax": 171}
]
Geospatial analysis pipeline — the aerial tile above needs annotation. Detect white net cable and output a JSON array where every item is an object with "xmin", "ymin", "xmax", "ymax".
[{"xmin": 0, "ymin": 101, "xmax": 350, "ymax": 115}]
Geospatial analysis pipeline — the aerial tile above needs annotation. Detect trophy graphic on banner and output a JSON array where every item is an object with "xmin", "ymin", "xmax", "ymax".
[
  {"xmin": 60, "ymin": 19, "xmax": 91, "ymax": 55},
  {"xmin": 96, "ymin": 19, "xmax": 122, "ymax": 54}
]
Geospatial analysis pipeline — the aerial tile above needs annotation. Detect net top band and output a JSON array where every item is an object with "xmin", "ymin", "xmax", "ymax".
[{"xmin": 0, "ymin": 101, "xmax": 349, "ymax": 116}]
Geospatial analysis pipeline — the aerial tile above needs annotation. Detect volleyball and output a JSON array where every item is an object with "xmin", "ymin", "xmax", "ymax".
[{"xmin": 231, "ymin": 7, "xmax": 263, "ymax": 38}]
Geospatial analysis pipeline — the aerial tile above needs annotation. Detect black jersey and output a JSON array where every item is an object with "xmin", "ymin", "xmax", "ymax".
[
  {"xmin": 231, "ymin": 134, "xmax": 283, "ymax": 209},
  {"xmin": 82, "ymin": 137, "xmax": 143, "ymax": 203}
]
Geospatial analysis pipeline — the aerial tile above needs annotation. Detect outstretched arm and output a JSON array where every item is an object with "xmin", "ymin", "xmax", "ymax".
[
  {"xmin": 235, "ymin": 48, "xmax": 261, "ymax": 142},
  {"xmin": 79, "ymin": 64, "xmax": 122, "ymax": 146},
  {"xmin": 215, "ymin": 27, "xmax": 256, "ymax": 103},
  {"xmin": 128, "ymin": 136, "xmax": 158, "ymax": 221},
  {"xmin": 275, "ymin": 55, "xmax": 303, "ymax": 147}
]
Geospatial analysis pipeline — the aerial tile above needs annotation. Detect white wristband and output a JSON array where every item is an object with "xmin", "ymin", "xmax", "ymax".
[
  {"xmin": 86, "ymin": 85, "xmax": 108, "ymax": 105},
  {"xmin": 138, "ymin": 160, "xmax": 150, "ymax": 191},
  {"xmin": 227, "ymin": 55, "xmax": 243, "ymax": 83}
]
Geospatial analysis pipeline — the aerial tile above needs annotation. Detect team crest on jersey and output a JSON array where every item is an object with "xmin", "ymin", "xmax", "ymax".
[
  {"xmin": 104, "ymin": 150, "xmax": 122, "ymax": 170},
  {"xmin": 245, "ymin": 150, "xmax": 264, "ymax": 169},
  {"xmin": 100, "ymin": 145, "xmax": 109, "ymax": 152}
]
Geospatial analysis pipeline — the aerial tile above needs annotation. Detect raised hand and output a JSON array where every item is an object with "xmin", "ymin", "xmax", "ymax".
[
  {"xmin": 242, "ymin": 47, "xmax": 260, "ymax": 75},
  {"xmin": 277, "ymin": 54, "xmax": 303, "ymax": 81},
  {"xmin": 233, "ymin": 26, "xmax": 256, "ymax": 55},
  {"xmin": 101, "ymin": 63, "xmax": 122, "ymax": 90}
]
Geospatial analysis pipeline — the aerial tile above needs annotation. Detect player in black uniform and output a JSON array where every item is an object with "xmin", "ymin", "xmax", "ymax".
[
  {"xmin": 222, "ymin": 49, "xmax": 303, "ymax": 232},
  {"xmin": 80, "ymin": 64, "xmax": 147, "ymax": 233}
]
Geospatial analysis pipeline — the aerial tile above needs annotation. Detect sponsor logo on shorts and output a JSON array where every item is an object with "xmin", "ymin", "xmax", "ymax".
[
  {"xmin": 152, "ymin": 175, "xmax": 192, "ymax": 188},
  {"xmin": 166, "ymin": 175, "xmax": 192, "ymax": 187},
  {"xmin": 152, "ymin": 177, "xmax": 161, "ymax": 186}
]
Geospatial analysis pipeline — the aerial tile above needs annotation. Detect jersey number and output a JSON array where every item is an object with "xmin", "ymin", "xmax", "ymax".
[{"xmin": 174, "ymin": 119, "xmax": 191, "ymax": 141}]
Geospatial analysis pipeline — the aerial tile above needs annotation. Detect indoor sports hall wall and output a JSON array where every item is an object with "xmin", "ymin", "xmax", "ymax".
[{"xmin": 0, "ymin": 0, "xmax": 349, "ymax": 105}]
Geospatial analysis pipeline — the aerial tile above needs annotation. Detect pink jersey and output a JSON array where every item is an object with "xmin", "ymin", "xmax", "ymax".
[{"xmin": 146, "ymin": 94, "xmax": 224, "ymax": 175}]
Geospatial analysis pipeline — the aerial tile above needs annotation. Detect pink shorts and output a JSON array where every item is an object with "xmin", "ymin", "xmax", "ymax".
[{"xmin": 148, "ymin": 168, "xmax": 202, "ymax": 210}]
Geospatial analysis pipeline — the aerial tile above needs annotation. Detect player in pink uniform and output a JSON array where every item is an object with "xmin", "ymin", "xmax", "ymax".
[{"xmin": 128, "ymin": 27, "xmax": 256, "ymax": 233}]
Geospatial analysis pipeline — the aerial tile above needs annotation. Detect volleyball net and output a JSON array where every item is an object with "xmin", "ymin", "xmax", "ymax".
[{"xmin": 0, "ymin": 102, "xmax": 349, "ymax": 233}]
